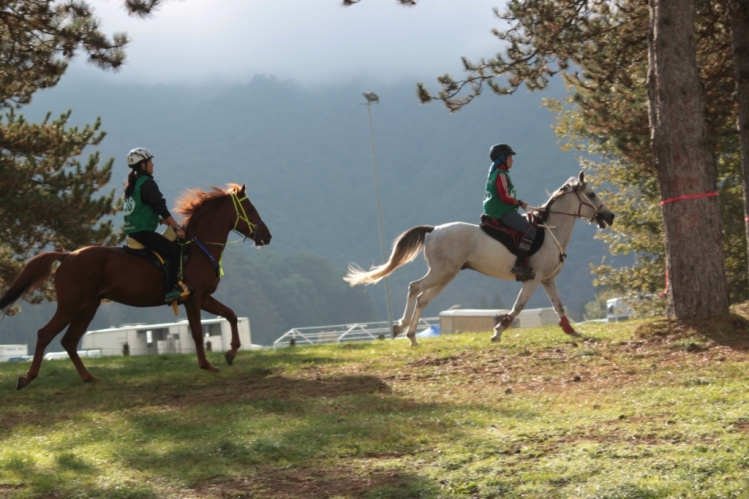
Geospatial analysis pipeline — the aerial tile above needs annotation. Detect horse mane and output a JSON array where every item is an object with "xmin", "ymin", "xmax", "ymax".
[
  {"xmin": 175, "ymin": 183, "xmax": 242, "ymax": 228},
  {"xmin": 535, "ymin": 176, "xmax": 584, "ymax": 220},
  {"xmin": 542, "ymin": 176, "xmax": 583, "ymax": 208}
]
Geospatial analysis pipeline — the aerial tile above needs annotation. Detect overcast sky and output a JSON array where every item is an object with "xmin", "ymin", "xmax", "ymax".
[{"xmin": 78, "ymin": 0, "xmax": 505, "ymax": 85}]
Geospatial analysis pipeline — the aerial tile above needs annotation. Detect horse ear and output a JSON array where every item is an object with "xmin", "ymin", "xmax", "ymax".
[
  {"xmin": 240, "ymin": 183, "xmax": 246, "ymax": 194},
  {"xmin": 578, "ymin": 171, "xmax": 586, "ymax": 184}
]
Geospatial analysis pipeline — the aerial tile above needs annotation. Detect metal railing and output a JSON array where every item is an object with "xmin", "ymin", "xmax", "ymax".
[{"xmin": 272, "ymin": 317, "xmax": 439, "ymax": 348}]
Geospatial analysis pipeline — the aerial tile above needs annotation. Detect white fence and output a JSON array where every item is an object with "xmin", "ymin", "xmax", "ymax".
[{"xmin": 272, "ymin": 317, "xmax": 439, "ymax": 348}]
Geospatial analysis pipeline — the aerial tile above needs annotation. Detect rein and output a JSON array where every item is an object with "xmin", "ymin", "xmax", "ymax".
[{"xmin": 545, "ymin": 188, "xmax": 603, "ymax": 223}]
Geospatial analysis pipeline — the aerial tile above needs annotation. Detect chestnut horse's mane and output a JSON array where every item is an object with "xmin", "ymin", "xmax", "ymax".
[{"xmin": 175, "ymin": 183, "xmax": 242, "ymax": 228}]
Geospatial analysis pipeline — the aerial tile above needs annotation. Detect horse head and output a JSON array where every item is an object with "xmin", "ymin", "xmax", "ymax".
[
  {"xmin": 575, "ymin": 171, "xmax": 615, "ymax": 228},
  {"xmin": 550, "ymin": 172, "xmax": 615, "ymax": 229},
  {"xmin": 233, "ymin": 183, "xmax": 272, "ymax": 246}
]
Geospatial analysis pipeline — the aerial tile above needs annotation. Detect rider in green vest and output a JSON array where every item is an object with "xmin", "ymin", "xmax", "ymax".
[
  {"xmin": 483, "ymin": 143, "xmax": 536, "ymax": 281},
  {"xmin": 123, "ymin": 148, "xmax": 186, "ymax": 302}
]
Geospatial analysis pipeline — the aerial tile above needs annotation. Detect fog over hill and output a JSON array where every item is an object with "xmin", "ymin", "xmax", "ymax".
[{"xmin": 4, "ymin": 73, "xmax": 617, "ymax": 345}]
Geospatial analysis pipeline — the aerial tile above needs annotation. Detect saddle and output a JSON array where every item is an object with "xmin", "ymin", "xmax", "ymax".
[
  {"xmin": 480, "ymin": 213, "xmax": 546, "ymax": 257},
  {"xmin": 123, "ymin": 227, "xmax": 192, "ymax": 311}
]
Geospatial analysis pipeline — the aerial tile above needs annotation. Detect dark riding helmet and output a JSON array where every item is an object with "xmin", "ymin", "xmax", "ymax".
[{"xmin": 489, "ymin": 144, "xmax": 516, "ymax": 162}]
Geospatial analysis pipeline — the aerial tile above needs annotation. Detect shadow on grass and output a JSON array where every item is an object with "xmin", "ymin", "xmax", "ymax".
[{"xmin": 0, "ymin": 348, "xmax": 542, "ymax": 498}]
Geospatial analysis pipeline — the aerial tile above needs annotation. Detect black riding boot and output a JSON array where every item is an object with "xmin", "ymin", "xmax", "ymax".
[
  {"xmin": 511, "ymin": 235, "xmax": 535, "ymax": 281},
  {"xmin": 163, "ymin": 258, "xmax": 183, "ymax": 303}
]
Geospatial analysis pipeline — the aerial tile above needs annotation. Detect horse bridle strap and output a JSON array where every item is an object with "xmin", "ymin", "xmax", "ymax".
[
  {"xmin": 231, "ymin": 193, "xmax": 265, "ymax": 236},
  {"xmin": 548, "ymin": 188, "xmax": 602, "ymax": 223}
]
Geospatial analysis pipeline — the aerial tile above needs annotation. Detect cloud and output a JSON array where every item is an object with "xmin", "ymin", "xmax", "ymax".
[{"xmin": 83, "ymin": 0, "xmax": 503, "ymax": 84}]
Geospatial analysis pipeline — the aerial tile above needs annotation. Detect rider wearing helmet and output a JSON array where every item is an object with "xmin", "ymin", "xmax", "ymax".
[
  {"xmin": 483, "ymin": 143, "xmax": 536, "ymax": 281},
  {"xmin": 123, "ymin": 148, "xmax": 186, "ymax": 302}
]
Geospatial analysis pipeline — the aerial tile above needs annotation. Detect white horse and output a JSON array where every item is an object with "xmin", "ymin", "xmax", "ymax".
[{"xmin": 344, "ymin": 172, "xmax": 615, "ymax": 346}]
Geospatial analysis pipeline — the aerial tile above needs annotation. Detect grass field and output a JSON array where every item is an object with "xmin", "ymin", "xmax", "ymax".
[{"xmin": 2, "ymin": 309, "xmax": 749, "ymax": 499}]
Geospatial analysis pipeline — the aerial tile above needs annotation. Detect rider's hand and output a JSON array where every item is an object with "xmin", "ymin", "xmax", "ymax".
[
  {"xmin": 518, "ymin": 201, "xmax": 528, "ymax": 210},
  {"xmin": 176, "ymin": 228, "xmax": 186, "ymax": 239}
]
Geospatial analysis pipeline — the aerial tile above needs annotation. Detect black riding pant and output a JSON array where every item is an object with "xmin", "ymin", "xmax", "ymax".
[{"xmin": 129, "ymin": 231, "xmax": 180, "ymax": 288}]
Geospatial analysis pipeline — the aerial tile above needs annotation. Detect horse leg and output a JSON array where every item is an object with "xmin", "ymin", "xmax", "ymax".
[
  {"xmin": 17, "ymin": 310, "xmax": 75, "ymax": 390},
  {"xmin": 404, "ymin": 277, "xmax": 454, "ymax": 346},
  {"xmin": 542, "ymin": 279, "xmax": 578, "ymax": 336},
  {"xmin": 60, "ymin": 300, "xmax": 102, "ymax": 383},
  {"xmin": 491, "ymin": 280, "xmax": 541, "ymax": 342},
  {"xmin": 185, "ymin": 295, "xmax": 219, "ymax": 372},
  {"xmin": 200, "ymin": 295, "xmax": 240, "ymax": 366},
  {"xmin": 394, "ymin": 278, "xmax": 426, "ymax": 338}
]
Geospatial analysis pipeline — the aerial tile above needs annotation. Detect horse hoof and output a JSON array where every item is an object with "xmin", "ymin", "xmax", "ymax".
[
  {"xmin": 202, "ymin": 364, "xmax": 220, "ymax": 372},
  {"xmin": 224, "ymin": 352, "xmax": 235, "ymax": 366},
  {"xmin": 84, "ymin": 375, "xmax": 101, "ymax": 383},
  {"xmin": 491, "ymin": 334, "xmax": 501, "ymax": 343},
  {"xmin": 16, "ymin": 377, "xmax": 27, "ymax": 391}
]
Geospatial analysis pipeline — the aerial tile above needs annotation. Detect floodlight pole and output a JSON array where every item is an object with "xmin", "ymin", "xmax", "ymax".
[{"xmin": 362, "ymin": 96, "xmax": 395, "ymax": 336}]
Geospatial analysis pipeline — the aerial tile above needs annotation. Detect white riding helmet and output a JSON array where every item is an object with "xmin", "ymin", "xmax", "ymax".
[{"xmin": 126, "ymin": 147, "xmax": 154, "ymax": 167}]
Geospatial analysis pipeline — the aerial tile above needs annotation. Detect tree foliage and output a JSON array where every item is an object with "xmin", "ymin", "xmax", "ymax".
[{"xmin": 0, "ymin": 0, "xmax": 160, "ymax": 301}]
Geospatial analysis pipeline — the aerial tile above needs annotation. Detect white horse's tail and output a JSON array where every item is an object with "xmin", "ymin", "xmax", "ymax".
[{"xmin": 344, "ymin": 225, "xmax": 435, "ymax": 286}]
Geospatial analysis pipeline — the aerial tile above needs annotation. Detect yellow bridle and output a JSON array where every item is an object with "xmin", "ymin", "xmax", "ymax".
[{"xmin": 231, "ymin": 193, "xmax": 258, "ymax": 234}]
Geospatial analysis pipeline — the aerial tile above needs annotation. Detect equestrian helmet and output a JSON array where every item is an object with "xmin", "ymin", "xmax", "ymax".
[
  {"xmin": 489, "ymin": 144, "xmax": 516, "ymax": 161},
  {"xmin": 126, "ymin": 148, "xmax": 154, "ymax": 167}
]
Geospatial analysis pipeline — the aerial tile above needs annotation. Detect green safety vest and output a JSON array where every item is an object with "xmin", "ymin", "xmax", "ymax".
[
  {"xmin": 123, "ymin": 175, "xmax": 159, "ymax": 234},
  {"xmin": 483, "ymin": 168, "xmax": 518, "ymax": 219}
]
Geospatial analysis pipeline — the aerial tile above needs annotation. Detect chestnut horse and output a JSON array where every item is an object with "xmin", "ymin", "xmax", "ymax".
[{"xmin": 0, "ymin": 183, "xmax": 271, "ymax": 390}]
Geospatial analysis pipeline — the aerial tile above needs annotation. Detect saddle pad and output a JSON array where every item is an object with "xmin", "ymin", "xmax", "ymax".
[
  {"xmin": 480, "ymin": 221, "xmax": 546, "ymax": 257},
  {"xmin": 126, "ymin": 226, "xmax": 178, "ymax": 250}
]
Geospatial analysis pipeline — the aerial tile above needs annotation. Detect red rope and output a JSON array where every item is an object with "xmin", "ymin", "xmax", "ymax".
[{"xmin": 660, "ymin": 191, "xmax": 718, "ymax": 206}]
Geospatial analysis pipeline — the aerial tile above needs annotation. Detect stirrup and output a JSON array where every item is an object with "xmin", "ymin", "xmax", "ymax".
[
  {"xmin": 164, "ymin": 289, "xmax": 182, "ymax": 303},
  {"xmin": 512, "ymin": 265, "xmax": 535, "ymax": 282}
]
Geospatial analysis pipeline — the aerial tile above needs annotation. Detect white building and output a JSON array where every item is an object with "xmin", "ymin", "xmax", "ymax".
[
  {"xmin": 606, "ymin": 298, "xmax": 634, "ymax": 322},
  {"xmin": 0, "ymin": 344, "xmax": 28, "ymax": 362},
  {"xmin": 80, "ymin": 317, "xmax": 255, "ymax": 357},
  {"xmin": 439, "ymin": 308, "xmax": 559, "ymax": 333}
]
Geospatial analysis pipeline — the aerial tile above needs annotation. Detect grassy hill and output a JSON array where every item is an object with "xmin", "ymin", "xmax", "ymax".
[{"xmin": 2, "ymin": 309, "xmax": 749, "ymax": 498}]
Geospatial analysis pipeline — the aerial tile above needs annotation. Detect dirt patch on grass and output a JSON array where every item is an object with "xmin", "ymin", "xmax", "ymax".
[
  {"xmin": 633, "ymin": 312, "xmax": 749, "ymax": 350},
  {"xmin": 186, "ymin": 463, "xmax": 418, "ymax": 499}
]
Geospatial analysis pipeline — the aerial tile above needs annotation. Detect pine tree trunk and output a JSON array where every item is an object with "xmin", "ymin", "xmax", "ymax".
[
  {"xmin": 647, "ymin": 0, "xmax": 729, "ymax": 319},
  {"xmin": 730, "ymin": 0, "xmax": 749, "ymax": 284}
]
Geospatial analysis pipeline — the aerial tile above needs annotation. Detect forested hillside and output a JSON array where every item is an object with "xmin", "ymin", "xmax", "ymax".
[{"xmin": 0, "ymin": 73, "xmax": 616, "ymax": 346}]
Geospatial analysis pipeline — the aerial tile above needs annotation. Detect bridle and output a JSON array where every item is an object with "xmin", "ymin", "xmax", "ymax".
[
  {"xmin": 230, "ymin": 192, "xmax": 265, "ymax": 241},
  {"xmin": 547, "ymin": 185, "xmax": 604, "ymax": 223}
]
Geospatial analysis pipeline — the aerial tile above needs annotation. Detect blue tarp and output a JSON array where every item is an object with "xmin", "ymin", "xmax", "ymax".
[{"xmin": 416, "ymin": 325, "xmax": 441, "ymax": 338}]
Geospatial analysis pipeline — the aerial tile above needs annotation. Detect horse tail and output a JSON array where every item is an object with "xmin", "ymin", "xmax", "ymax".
[
  {"xmin": 344, "ymin": 225, "xmax": 435, "ymax": 286},
  {"xmin": 0, "ymin": 252, "xmax": 68, "ymax": 314}
]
